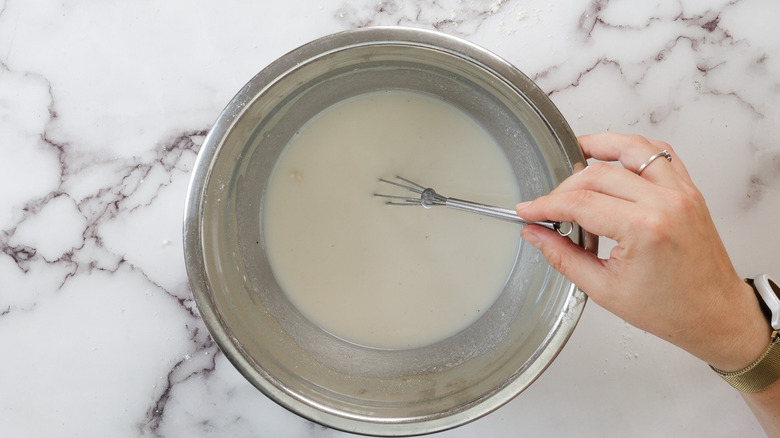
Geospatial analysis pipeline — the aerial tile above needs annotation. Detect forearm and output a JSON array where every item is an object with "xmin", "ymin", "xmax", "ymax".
[{"xmin": 744, "ymin": 382, "xmax": 780, "ymax": 437}]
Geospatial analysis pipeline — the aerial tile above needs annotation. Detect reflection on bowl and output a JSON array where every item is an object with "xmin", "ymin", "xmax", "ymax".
[{"xmin": 183, "ymin": 27, "xmax": 594, "ymax": 436}]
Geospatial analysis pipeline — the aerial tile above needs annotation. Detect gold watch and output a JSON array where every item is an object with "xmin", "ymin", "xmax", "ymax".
[{"xmin": 711, "ymin": 275, "xmax": 780, "ymax": 393}]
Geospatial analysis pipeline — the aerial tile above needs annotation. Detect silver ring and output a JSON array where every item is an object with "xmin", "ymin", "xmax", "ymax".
[{"xmin": 636, "ymin": 150, "xmax": 672, "ymax": 175}]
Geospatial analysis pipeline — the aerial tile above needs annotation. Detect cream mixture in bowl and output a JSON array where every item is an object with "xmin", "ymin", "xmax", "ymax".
[
  {"xmin": 264, "ymin": 90, "xmax": 522, "ymax": 350},
  {"xmin": 183, "ymin": 27, "xmax": 595, "ymax": 436}
]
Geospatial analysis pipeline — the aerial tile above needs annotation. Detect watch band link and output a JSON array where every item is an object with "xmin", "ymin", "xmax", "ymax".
[{"xmin": 711, "ymin": 331, "xmax": 780, "ymax": 393}]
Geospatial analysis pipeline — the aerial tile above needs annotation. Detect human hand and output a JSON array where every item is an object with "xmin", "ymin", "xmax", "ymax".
[{"xmin": 516, "ymin": 133, "xmax": 770, "ymax": 372}]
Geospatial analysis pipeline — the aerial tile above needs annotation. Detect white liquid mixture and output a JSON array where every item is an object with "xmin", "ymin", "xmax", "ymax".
[{"xmin": 263, "ymin": 90, "xmax": 522, "ymax": 349}]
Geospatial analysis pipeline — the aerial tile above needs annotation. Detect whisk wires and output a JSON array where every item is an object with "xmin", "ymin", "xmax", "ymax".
[{"xmin": 374, "ymin": 176, "xmax": 446, "ymax": 208}]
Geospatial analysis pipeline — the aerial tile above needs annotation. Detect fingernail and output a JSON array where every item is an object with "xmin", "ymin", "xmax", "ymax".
[
  {"xmin": 516, "ymin": 201, "xmax": 533, "ymax": 211},
  {"xmin": 521, "ymin": 229, "xmax": 542, "ymax": 249}
]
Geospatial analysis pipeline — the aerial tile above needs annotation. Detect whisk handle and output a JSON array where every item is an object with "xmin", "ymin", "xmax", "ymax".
[{"xmin": 445, "ymin": 198, "xmax": 573, "ymax": 237}]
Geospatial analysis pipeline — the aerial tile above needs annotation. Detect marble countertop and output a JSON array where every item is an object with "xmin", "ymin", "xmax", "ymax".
[{"xmin": 1, "ymin": 0, "xmax": 778, "ymax": 436}]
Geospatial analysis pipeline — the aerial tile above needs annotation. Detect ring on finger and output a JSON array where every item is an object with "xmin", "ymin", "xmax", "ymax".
[{"xmin": 636, "ymin": 150, "xmax": 672, "ymax": 175}]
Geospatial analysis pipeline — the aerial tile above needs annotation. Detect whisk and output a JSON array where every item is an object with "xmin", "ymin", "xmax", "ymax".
[{"xmin": 374, "ymin": 176, "xmax": 572, "ymax": 237}]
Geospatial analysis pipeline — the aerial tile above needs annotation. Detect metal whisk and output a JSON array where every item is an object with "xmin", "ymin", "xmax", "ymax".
[{"xmin": 374, "ymin": 176, "xmax": 572, "ymax": 237}]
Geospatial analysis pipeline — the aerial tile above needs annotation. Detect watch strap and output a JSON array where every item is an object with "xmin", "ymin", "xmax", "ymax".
[
  {"xmin": 751, "ymin": 275, "xmax": 780, "ymax": 330},
  {"xmin": 711, "ymin": 331, "xmax": 780, "ymax": 393},
  {"xmin": 747, "ymin": 278, "xmax": 773, "ymax": 322}
]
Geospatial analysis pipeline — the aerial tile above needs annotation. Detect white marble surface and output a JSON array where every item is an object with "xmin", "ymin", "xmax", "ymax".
[{"xmin": 1, "ymin": 0, "xmax": 778, "ymax": 436}]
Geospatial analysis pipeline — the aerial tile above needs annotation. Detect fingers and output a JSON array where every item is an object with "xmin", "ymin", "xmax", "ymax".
[
  {"xmin": 578, "ymin": 133, "xmax": 668, "ymax": 170},
  {"xmin": 520, "ymin": 225, "xmax": 611, "ymax": 297},
  {"xmin": 517, "ymin": 188, "xmax": 640, "ymax": 241},
  {"xmin": 553, "ymin": 161, "xmax": 650, "ymax": 203},
  {"xmin": 578, "ymin": 133, "xmax": 692, "ymax": 186},
  {"xmin": 517, "ymin": 132, "xmax": 697, "ymax": 264},
  {"xmin": 518, "ymin": 133, "xmax": 694, "ymax": 240}
]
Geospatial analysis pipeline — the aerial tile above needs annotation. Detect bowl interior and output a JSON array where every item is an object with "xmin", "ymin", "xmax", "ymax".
[{"xmin": 187, "ymin": 28, "xmax": 587, "ymax": 436}]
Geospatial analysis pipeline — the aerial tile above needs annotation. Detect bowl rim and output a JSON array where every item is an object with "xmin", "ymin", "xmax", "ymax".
[{"xmin": 183, "ymin": 26, "xmax": 592, "ymax": 436}]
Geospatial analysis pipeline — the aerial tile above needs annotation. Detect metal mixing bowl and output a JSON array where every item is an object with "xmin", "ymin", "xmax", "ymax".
[{"xmin": 183, "ymin": 27, "xmax": 595, "ymax": 436}]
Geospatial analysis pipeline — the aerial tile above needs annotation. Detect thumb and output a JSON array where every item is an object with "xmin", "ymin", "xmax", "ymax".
[{"xmin": 520, "ymin": 226, "xmax": 606, "ymax": 295}]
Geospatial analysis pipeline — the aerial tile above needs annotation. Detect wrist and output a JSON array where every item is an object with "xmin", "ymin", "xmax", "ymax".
[
  {"xmin": 709, "ymin": 275, "xmax": 780, "ymax": 394},
  {"xmin": 705, "ymin": 280, "xmax": 772, "ymax": 372}
]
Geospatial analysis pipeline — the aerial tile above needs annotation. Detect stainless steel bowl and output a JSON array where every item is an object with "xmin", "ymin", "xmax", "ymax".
[{"xmin": 184, "ymin": 27, "xmax": 595, "ymax": 436}]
